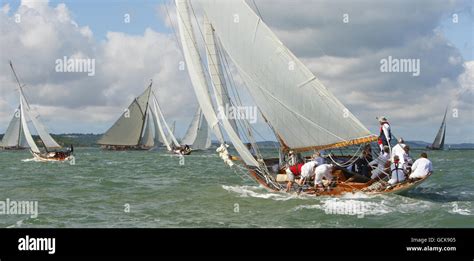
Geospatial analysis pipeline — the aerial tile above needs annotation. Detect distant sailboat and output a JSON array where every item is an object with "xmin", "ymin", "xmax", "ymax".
[
  {"xmin": 175, "ymin": 0, "xmax": 430, "ymax": 196},
  {"xmin": 97, "ymin": 82, "xmax": 190, "ymax": 154},
  {"xmin": 1, "ymin": 105, "xmax": 28, "ymax": 150},
  {"xmin": 4, "ymin": 61, "xmax": 73, "ymax": 161},
  {"xmin": 181, "ymin": 107, "xmax": 211, "ymax": 151},
  {"xmin": 427, "ymin": 108, "xmax": 447, "ymax": 150}
]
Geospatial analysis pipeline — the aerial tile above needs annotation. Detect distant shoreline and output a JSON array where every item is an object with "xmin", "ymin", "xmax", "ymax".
[{"xmin": 1, "ymin": 133, "xmax": 473, "ymax": 149}]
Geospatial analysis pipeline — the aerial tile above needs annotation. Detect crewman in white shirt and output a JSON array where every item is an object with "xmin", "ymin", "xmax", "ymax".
[
  {"xmin": 314, "ymin": 163, "xmax": 334, "ymax": 188},
  {"xmin": 388, "ymin": 155, "xmax": 406, "ymax": 185},
  {"xmin": 409, "ymin": 152, "xmax": 433, "ymax": 179}
]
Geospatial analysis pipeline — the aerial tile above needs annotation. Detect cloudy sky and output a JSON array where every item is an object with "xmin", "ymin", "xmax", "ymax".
[{"xmin": 0, "ymin": 0, "xmax": 472, "ymax": 143}]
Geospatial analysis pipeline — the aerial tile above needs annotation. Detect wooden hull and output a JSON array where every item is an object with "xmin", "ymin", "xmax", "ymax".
[
  {"xmin": 246, "ymin": 165, "xmax": 430, "ymax": 197},
  {"xmin": 32, "ymin": 151, "xmax": 73, "ymax": 162}
]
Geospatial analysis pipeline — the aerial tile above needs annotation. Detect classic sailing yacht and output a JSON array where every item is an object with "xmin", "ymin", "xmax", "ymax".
[
  {"xmin": 97, "ymin": 82, "xmax": 190, "ymax": 154},
  {"xmin": 175, "ymin": 0, "xmax": 431, "ymax": 196},
  {"xmin": 3, "ymin": 61, "xmax": 73, "ymax": 162},
  {"xmin": 427, "ymin": 108, "xmax": 447, "ymax": 150},
  {"xmin": 181, "ymin": 108, "xmax": 211, "ymax": 151}
]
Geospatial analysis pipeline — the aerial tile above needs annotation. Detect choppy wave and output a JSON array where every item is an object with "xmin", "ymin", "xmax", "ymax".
[{"xmin": 221, "ymin": 185, "xmax": 299, "ymax": 201}]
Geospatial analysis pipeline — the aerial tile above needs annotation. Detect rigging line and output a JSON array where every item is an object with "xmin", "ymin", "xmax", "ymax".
[
  {"xmin": 164, "ymin": 1, "xmax": 185, "ymax": 58},
  {"xmin": 216, "ymin": 38, "xmax": 284, "ymax": 150},
  {"xmin": 251, "ymin": 0, "xmax": 264, "ymax": 21},
  {"xmin": 215, "ymin": 39, "xmax": 272, "ymax": 159},
  {"xmin": 177, "ymin": 1, "xmax": 227, "ymax": 140}
]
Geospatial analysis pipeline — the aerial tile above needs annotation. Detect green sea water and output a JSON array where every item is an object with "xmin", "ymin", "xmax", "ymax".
[{"xmin": 0, "ymin": 148, "xmax": 472, "ymax": 228}]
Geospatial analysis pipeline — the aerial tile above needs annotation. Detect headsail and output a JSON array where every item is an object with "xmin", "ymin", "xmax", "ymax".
[
  {"xmin": 197, "ymin": 0, "xmax": 376, "ymax": 152},
  {"xmin": 151, "ymin": 95, "xmax": 172, "ymax": 151},
  {"xmin": 19, "ymin": 93, "xmax": 40, "ymax": 153},
  {"xmin": 176, "ymin": 0, "xmax": 225, "ymax": 144},
  {"xmin": 98, "ymin": 85, "xmax": 152, "ymax": 146},
  {"xmin": 431, "ymin": 108, "xmax": 447, "ymax": 150},
  {"xmin": 204, "ymin": 16, "xmax": 239, "ymax": 135},
  {"xmin": 203, "ymin": 14, "xmax": 259, "ymax": 166},
  {"xmin": 29, "ymin": 114, "xmax": 61, "ymax": 149}
]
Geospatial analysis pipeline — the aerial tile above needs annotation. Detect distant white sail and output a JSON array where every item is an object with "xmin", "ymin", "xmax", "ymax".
[
  {"xmin": 176, "ymin": 0, "xmax": 225, "ymax": 144},
  {"xmin": 197, "ymin": 0, "xmax": 375, "ymax": 152},
  {"xmin": 181, "ymin": 108, "xmax": 211, "ymax": 150},
  {"xmin": 98, "ymin": 85, "xmax": 152, "ymax": 146},
  {"xmin": 153, "ymin": 94, "xmax": 180, "ymax": 148},
  {"xmin": 1, "ymin": 107, "xmax": 22, "ymax": 148},
  {"xmin": 181, "ymin": 108, "xmax": 201, "ymax": 145},
  {"xmin": 431, "ymin": 108, "xmax": 447, "ymax": 149},
  {"xmin": 151, "ymin": 96, "xmax": 172, "ymax": 151}
]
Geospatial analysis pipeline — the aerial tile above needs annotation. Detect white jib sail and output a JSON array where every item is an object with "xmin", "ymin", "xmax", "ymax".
[
  {"xmin": 176, "ymin": 0, "xmax": 225, "ymax": 144},
  {"xmin": 19, "ymin": 92, "xmax": 40, "ymax": 153},
  {"xmin": 151, "ymin": 96, "xmax": 172, "ymax": 151},
  {"xmin": 204, "ymin": 16, "xmax": 259, "ymax": 166}
]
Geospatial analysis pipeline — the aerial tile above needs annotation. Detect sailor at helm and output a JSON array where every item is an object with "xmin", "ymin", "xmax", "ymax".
[{"xmin": 377, "ymin": 116, "xmax": 392, "ymax": 153}]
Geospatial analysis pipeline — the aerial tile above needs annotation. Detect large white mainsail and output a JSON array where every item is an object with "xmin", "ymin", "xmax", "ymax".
[
  {"xmin": 197, "ymin": 0, "xmax": 376, "ymax": 152},
  {"xmin": 176, "ymin": 0, "xmax": 225, "ymax": 144},
  {"xmin": 98, "ymin": 85, "xmax": 152, "ymax": 147},
  {"xmin": 150, "ymin": 93, "xmax": 181, "ymax": 150}
]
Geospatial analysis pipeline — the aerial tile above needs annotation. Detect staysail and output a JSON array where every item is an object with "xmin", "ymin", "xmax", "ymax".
[
  {"xmin": 203, "ymin": 14, "xmax": 259, "ymax": 166},
  {"xmin": 98, "ymin": 85, "xmax": 152, "ymax": 146},
  {"xmin": 431, "ymin": 108, "xmax": 447, "ymax": 150},
  {"xmin": 176, "ymin": 0, "xmax": 225, "ymax": 144},
  {"xmin": 204, "ymin": 16, "xmax": 239, "ymax": 135},
  {"xmin": 196, "ymin": 0, "xmax": 376, "ymax": 152}
]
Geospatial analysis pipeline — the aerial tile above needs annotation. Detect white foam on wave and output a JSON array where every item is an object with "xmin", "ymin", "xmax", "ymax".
[
  {"xmin": 447, "ymin": 202, "xmax": 472, "ymax": 216},
  {"xmin": 295, "ymin": 198, "xmax": 391, "ymax": 217},
  {"xmin": 221, "ymin": 185, "xmax": 299, "ymax": 201},
  {"xmin": 21, "ymin": 158, "xmax": 39, "ymax": 162}
]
